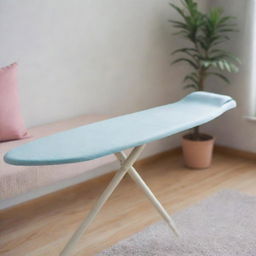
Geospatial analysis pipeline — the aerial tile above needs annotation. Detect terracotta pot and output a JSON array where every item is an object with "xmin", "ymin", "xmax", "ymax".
[{"xmin": 182, "ymin": 133, "xmax": 215, "ymax": 169}]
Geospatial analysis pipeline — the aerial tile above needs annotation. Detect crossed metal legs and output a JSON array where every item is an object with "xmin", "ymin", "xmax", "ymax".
[{"xmin": 60, "ymin": 145, "xmax": 179, "ymax": 256}]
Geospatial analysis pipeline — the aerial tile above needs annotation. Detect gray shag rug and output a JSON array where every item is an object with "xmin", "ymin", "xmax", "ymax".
[{"xmin": 97, "ymin": 190, "xmax": 256, "ymax": 256}]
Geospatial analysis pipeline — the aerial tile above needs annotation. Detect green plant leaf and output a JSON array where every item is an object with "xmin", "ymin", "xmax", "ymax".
[
  {"xmin": 168, "ymin": 20, "xmax": 188, "ymax": 29},
  {"xmin": 207, "ymin": 72, "xmax": 230, "ymax": 84},
  {"xmin": 183, "ymin": 83, "xmax": 199, "ymax": 90},
  {"xmin": 223, "ymin": 60, "xmax": 232, "ymax": 72},
  {"xmin": 200, "ymin": 60, "xmax": 212, "ymax": 68},
  {"xmin": 172, "ymin": 58, "xmax": 199, "ymax": 69},
  {"xmin": 171, "ymin": 48, "xmax": 200, "ymax": 61},
  {"xmin": 209, "ymin": 50, "xmax": 241, "ymax": 65},
  {"xmin": 172, "ymin": 48, "xmax": 198, "ymax": 55},
  {"xmin": 217, "ymin": 60, "xmax": 225, "ymax": 70},
  {"xmin": 230, "ymin": 63, "xmax": 239, "ymax": 72},
  {"xmin": 169, "ymin": 3, "xmax": 186, "ymax": 19},
  {"xmin": 183, "ymin": 73, "xmax": 199, "ymax": 85}
]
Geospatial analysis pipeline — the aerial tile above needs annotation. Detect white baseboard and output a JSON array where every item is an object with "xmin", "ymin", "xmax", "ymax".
[{"xmin": 0, "ymin": 161, "xmax": 119, "ymax": 210}]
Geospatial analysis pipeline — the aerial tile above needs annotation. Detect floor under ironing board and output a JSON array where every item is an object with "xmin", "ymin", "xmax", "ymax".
[{"xmin": 1, "ymin": 149, "xmax": 256, "ymax": 256}]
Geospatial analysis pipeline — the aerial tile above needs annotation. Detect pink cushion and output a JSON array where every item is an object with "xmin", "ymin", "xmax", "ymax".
[{"xmin": 0, "ymin": 63, "xmax": 28, "ymax": 142}]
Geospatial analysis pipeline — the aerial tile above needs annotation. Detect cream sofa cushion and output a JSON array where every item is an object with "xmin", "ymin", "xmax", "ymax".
[{"xmin": 0, "ymin": 114, "xmax": 115, "ymax": 200}]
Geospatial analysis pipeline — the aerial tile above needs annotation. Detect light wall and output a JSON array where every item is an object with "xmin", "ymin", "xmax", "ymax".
[
  {"xmin": 3, "ymin": 0, "xmax": 252, "ymax": 154},
  {"xmin": 0, "ymin": 0, "xmax": 190, "ymax": 128},
  {"xmin": 0, "ymin": 0, "xmax": 207, "ymax": 156},
  {"xmin": 204, "ymin": 0, "xmax": 256, "ymax": 153}
]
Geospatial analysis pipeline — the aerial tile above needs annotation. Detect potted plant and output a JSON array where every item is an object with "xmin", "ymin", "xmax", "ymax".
[{"xmin": 170, "ymin": 0, "xmax": 240, "ymax": 169}]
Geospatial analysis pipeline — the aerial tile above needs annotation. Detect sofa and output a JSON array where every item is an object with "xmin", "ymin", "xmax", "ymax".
[{"xmin": 0, "ymin": 114, "xmax": 118, "ymax": 209}]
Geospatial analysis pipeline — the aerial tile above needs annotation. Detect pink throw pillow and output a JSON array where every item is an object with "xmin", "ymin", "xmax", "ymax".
[{"xmin": 0, "ymin": 63, "xmax": 28, "ymax": 142}]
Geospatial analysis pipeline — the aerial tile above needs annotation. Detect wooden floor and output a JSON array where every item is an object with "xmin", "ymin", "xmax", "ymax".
[{"xmin": 1, "ymin": 150, "xmax": 256, "ymax": 256}]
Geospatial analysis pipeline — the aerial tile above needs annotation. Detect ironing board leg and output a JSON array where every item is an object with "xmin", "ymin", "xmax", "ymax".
[
  {"xmin": 115, "ymin": 151, "xmax": 179, "ymax": 237},
  {"xmin": 60, "ymin": 145, "xmax": 145, "ymax": 256}
]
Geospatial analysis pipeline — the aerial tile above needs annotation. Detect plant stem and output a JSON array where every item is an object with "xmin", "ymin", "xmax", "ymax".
[
  {"xmin": 198, "ymin": 68, "xmax": 206, "ymax": 91},
  {"xmin": 193, "ymin": 126, "xmax": 200, "ymax": 140}
]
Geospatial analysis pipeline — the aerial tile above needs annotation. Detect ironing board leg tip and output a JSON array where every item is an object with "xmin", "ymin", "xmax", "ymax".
[
  {"xmin": 175, "ymin": 230, "xmax": 181, "ymax": 237},
  {"xmin": 167, "ymin": 222, "xmax": 180, "ymax": 237}
]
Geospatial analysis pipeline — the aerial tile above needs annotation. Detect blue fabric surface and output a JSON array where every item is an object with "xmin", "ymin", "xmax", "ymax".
[{"xmin": 4, "ymin": 92, "xmax": 236, "ymax": 166}]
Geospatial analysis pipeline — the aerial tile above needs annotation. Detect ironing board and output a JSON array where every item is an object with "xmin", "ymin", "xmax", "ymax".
[{"xmin": 4, "ymin": 91, "xmax": 236, "ymax": 256}]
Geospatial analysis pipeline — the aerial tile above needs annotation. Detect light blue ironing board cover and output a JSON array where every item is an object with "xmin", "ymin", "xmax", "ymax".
[{"xmin": 4, "ymin": 92, "xmax": 236, "ymax": 166}]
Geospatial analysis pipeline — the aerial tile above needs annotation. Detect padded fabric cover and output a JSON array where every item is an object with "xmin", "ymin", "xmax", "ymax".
[
  {"xmin": 4, "ymin": 92, "xmax": 236, "ymax": 166},
  {"xmin": 0, "ymin": 115, "xmax": 115, "ymax": 200}
]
